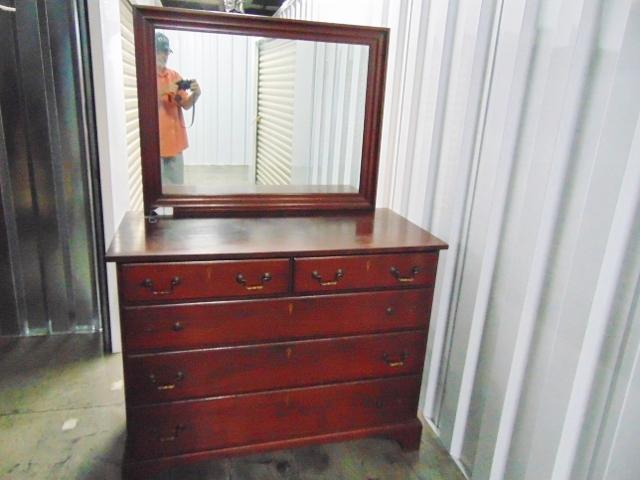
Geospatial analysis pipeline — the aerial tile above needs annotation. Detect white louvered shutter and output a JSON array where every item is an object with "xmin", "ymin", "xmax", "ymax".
[
  {"xmin": 120, "ymin": 0, "xmax": 143, "ymax": 211},
  {"xmin": 255, "ymin": 39, "xmax": 295, "ymax": 185}
]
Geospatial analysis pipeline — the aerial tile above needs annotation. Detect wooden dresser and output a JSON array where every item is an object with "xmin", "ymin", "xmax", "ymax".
[{"xmin": 106, "ymin": 209, "xmax": 447, "ymax": 478}]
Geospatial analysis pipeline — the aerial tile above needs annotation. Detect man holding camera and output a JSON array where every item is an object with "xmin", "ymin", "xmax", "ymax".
[{"xmin": 155, "ymin": 32, "xmax": 201, "ymax": 185}]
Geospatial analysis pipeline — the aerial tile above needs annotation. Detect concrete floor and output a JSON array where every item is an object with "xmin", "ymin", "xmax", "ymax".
[
  {"xmin": 183, "ymin": 165, "xmax": 251, "ymax": 187},
  {"xmin": 0, "ymin": 335, "xmax": 465, "ymax": 480}
]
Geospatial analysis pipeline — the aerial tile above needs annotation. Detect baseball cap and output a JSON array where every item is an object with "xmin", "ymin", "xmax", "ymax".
[{"xmin": 155, "ymin": 32, "xmax": 173, "ymax": 53}]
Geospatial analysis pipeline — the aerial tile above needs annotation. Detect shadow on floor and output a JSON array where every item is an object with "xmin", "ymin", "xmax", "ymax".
[{"xmin": 0, "ymin": 334, "xmax": 105, "ymax": 382}]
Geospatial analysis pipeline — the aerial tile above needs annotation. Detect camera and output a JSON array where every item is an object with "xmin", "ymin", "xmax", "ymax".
[{"xmin": 176, "ymin": 79, "xmax": 194, "ymax": 90}]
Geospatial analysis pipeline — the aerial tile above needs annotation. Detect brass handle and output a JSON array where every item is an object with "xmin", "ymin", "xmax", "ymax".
[
  {"xmin": 383, "ymin": 351, "xmax": 408, "ymax": 368},
  {"xmin": 236, "ymin": 272, "xmax": 272, "ymax": 290},
  {"xmin": 385, "ymin": 306, "xmax": 395, "ymax": 316},
  {"xmin": 149, "ymin": 371, "xmax": 185, "ymax": 391},
  {"xmin": 172, "ymin": 321, "xmax": 184, "ymax": 332},
  {"xmin": 141, "ymin": 276, "xmax": 181, "ymax": 295},
  {"xmin": 158, "ymin": 424, "xmax": 185, "ymax": 443},
  {"xmin": 389, "ymin": 266, "xmax": 420, "ymax": 283},
  {"xmin": 311, "ymin": 269, "xmax": 344, "ymax": 286}
]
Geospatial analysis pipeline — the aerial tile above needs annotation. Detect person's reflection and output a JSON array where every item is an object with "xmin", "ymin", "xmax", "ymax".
[{"xmin": 155, "ymin": 32, "xmax": 201, "ymax": 185}]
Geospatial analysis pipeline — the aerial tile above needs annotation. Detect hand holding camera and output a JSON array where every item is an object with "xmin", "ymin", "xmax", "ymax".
[
  {"xmin": 176, "ymin": 78, "xmax": 195, "ymax": 91},
  {"xmin": 175, "ymin": 79, "xmax": 201, "ymax": 106}
]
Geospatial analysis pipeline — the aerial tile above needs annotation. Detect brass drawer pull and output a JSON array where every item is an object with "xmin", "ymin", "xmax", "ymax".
[
  {"xmin": 383, "ymin": 351, "xmax": 408, "ymax": 368},
  {"xmin": 311, "ymin": 268, "xmax": 344, "ymax": 286},
  {"xmin": 236, "ymin": 272, "xmax": 272, "ymax": 290},
  {"xmin": 149, "ymin": 371, "xmax": 185, "ymax": 391},
  {"xmin": 141, "ymin": 276, "xmax": 181, "ymax": 295},
  {"xmin": 385, "ymin": 306, "xmax": 395, "ymax": 316},
  {"xmin": 158, "ymin": 424, "xmax": 185, "ymax": 443},
  {"xmin": 389, "ymin": 266, "xmax": 420, "ymax": 283}
]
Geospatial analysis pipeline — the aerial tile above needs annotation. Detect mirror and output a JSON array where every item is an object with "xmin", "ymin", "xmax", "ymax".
[
  {"xmin": 134, "ymin": 7, "xmax": 388, "ymax": 215},
  {"xmin": 155, "ymin": 29, "xmax": 369, "ymax": 195}
]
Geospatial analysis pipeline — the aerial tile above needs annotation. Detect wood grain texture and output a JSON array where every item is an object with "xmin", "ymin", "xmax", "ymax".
[
  {"xmin": 121, "ymin": 288, "xmax": 433, "ymax": 353},
  {"xmin": 124, "ymin": 331, "xmax": 427, "ymax": 404},
  {"xmin": 119, "ymin": 259, "xmax": 290, "ymax": 303},
  {"xmin": 126, "ymin": 375, "xmax": 421, "ymax": 460},
  {"xmin": 106, "ymin": 209, "xmax": 447, "ymax": 262},
  {"xmin": 293, "ymin": 252, "xmax": 438, "ymax": 293}
]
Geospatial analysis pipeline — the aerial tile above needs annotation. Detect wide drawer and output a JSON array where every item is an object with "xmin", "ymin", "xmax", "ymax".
[
  {"xmin": 124, "ymin": 330, "xmax": 426, "ymax": 404},
  {"xmin": 293, "ymin": 252, "xmax": 438, "ymax": 293},
  {"xmin": 127, "ymin": 375, "xmax": 420, "ymax": 460},
  {"xmin": 118, "ymin": 259, "xmax": 290, "ymax": 303},
  {"xmin": 121, "ymin": 289, "xmax": 433, "ymax": 353}
]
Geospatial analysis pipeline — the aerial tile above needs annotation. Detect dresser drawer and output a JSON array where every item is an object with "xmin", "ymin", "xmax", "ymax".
[
  {"xmin": 125, "ymin": 330, "xmax": 426, "ymax": 404},
  {"xmin": 121, "ymin": 289, "xmax": 432, "ymax": 352},
  {"xmin": 127, "ymin": 375, "xmax": 420, "ymax": 460},
  {"xmin": 293, "ymin": 252, "xmax": 438, "ymax": 293},
  {"xmin": 119, "ymin": 259, "xmax": 290, "ymax": 303}
]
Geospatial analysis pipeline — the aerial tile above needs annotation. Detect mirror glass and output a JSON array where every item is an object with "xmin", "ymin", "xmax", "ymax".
[{"xmin": 154, "ymin": 28, "xmax": 369, "ymax": 195}]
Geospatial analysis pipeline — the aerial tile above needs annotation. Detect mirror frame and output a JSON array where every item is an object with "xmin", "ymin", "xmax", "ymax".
[{"xmin": 134, "ymin": 6, "xmax": 389, "ymax": 216}]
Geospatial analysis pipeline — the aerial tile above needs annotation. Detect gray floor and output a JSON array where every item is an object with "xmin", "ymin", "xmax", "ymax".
[
  {"xmin": 183, "ymin": 165, "xmax": 251, "ymax": 186},
  {"xmin": 0, "ymin": 335, "xmax": 465, "ymax": 480}
]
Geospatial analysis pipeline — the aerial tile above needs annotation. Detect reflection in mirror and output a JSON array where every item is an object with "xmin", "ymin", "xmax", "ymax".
[{"xmin": 154, "ymin": 29, "xmax": 369, "ymax": 195}]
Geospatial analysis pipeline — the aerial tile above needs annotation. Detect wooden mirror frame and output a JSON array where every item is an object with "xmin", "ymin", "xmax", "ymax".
[{"xmin": 134, "ymin": 7, "xmax": 388, "ymax": 216}]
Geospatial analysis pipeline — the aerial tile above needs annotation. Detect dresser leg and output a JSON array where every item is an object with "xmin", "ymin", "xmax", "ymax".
[
  {"xmin": 122, "ymin": 462, "xmax": 150, "ymax": 480},
  {"xmin": 123, "ymin": 461, "xmax": 174, "ymax": 480},
  {"xmin": 386, "ymin": 419, "xmax": 423, "ymax": 451}
]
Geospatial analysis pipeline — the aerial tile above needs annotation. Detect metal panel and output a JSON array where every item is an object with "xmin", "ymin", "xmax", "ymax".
[
  {"xmin": 120, "ymin": 0, "xmax": 144, "ymax": 212},
  {"xmin": 0, "ymin": 3, "xmax": 26, "ymax": 336},
  {"xmin": 0, "ymin": 0, "xmax": 101, "ymax": 336},
  {"xmin": 0, "ymin": 0, "xmax": 48, "ymax": 334},
  {"xmin": 46, "ymin": 0, "xmax": 100, "ymax": 333},
  {"xmin": 255, "ymin": 38, "xmax": 295, "ymax": 185},
  {"xmin": 15, "ymin": 0, "xmax": 72, "ymax": 333},
  {"xmin": 0, "ymin": 105, "xmax": 20, "ymax": 335}
]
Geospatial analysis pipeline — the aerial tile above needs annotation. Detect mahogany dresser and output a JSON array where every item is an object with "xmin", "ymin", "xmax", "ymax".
[{"xmin": 106, "ymin": 208, "xmax": 447, "ymax": 478}]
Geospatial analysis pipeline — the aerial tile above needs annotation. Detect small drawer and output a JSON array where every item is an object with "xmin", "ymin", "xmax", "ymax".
[
  {"xmin": 121, "ymin": 289, "xmax": 433, "ymax": 353},
  {"xmin": 119, "ymin": 259, "xmax": 290, "ymax": 304},
  {"xmin": 294, "ymin": 252, "xmax": 438, "ymax": 293},
  {"xmin": 127, "ymin": 375, "xmax": 421, "ymax": 460},
  {"xmin": 124, "ymin": 330, "xmax": 426, "ymax": 404}
]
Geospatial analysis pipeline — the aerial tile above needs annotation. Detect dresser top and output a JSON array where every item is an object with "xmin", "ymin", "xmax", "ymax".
[{"xmin": 105, "ymin": 209, "xmax": 447, "ymax": 262}]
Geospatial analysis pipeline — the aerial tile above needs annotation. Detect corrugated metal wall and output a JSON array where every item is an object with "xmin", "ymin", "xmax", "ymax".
[
  {"xmin": 254, "ymin": 36, "xmax": 368, "ymax": 187},
  {"xmin": 301, "ymin": 41, "xmax": 367, "ymax": 188},
  {"xmin": 279, "ymin": 1, "xmax": 640, "ymax": 479},
  {"xmin": 256, "ymin": 38, "xmax": 296, "ymax": 185},
  {"xmin": 120, "ymin": 0, "xmax": 144, "ymax": 212},
  {"xmin": 0, "ymin": 0, "xmax": 101, "ymax": 336}
]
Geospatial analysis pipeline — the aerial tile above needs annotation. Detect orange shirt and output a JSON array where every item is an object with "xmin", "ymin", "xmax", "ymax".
[{"xmin": 157, "ymin": 68, "xmax": 188, "ymax": 157}]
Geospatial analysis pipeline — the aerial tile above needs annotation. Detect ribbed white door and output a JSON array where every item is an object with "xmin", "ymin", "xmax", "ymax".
[
  {"xmin": 120, "ymin": 0, "xmax": 143, "ymax": 211},
  {"xmin": 255, "ymin": 38, "xmax": 295, "ymax": 185}
]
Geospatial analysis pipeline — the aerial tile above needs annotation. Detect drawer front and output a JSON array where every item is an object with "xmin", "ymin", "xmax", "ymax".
[
  {"xmin": 127, "ymin": 375, "xmax": 420, "ymax": 460},
  {"xmin": 121, "ymin": 289, "xmax": 433, "ymax": 352},
  {"xmin": 119, "ymin": 259, "xmax": 290, "ymax": 303},
  {"xmin": 294, "ymin": 252, "xmax": 438, "ymax": 293},
  {"xmin": 125, "ymin": 331, "xmax": 426, "ymax": 404}
]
